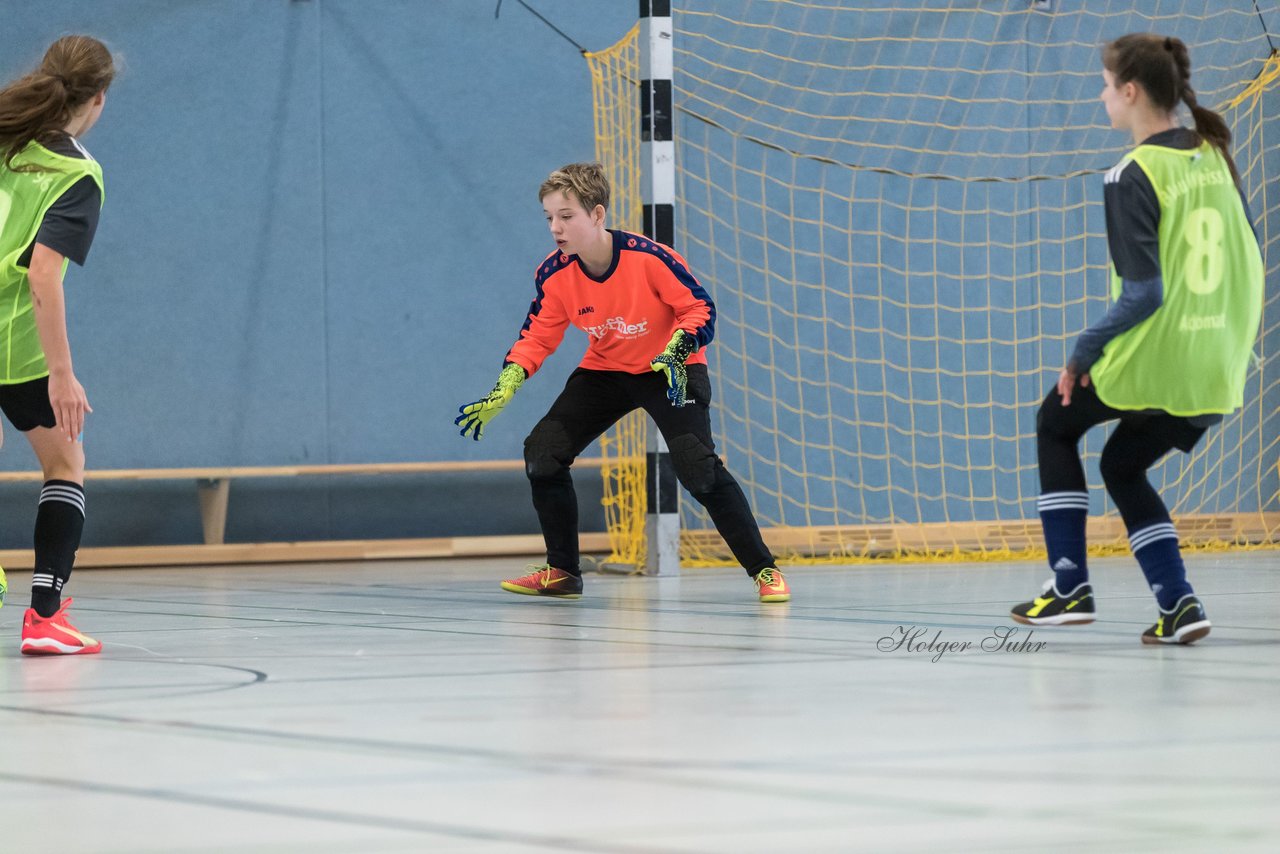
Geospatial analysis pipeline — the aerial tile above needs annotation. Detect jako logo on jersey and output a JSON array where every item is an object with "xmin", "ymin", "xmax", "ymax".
[
  {"xmin": 578, "ymin": 306, "xmax": 595, "ymax": 315},
  {"xmin": 584, "ymin": 316, "xmax": 649, "ymax": 340}
]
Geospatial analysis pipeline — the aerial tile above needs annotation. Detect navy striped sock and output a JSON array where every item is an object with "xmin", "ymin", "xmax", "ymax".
[
  {"xmin": 1128, "ymin": 521, "xmax": 1191, "ymax": 611},
  {"xmin": 1038, "ymin": 491, "xmax": 1089, "ymax": 593}
]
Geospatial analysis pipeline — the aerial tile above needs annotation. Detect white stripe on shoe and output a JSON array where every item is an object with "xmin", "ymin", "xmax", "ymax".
[{"xmin": 21, "ymin": 637, "xmax": 85, "ymax": 654}]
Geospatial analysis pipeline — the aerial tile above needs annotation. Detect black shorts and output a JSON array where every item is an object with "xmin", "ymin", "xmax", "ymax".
[
  {"xmin": 0, "ymin": 377, "xmax": 56, "ymax": 432},
  {"xmin": 1038, "ymin": 379, "xmax": 1210, "ymax": 454}
]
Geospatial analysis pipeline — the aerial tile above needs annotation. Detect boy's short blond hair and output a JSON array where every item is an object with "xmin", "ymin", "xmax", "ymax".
[{"xmin": 539, "ymin": 162, "xmax": 610, "ymax": 213}]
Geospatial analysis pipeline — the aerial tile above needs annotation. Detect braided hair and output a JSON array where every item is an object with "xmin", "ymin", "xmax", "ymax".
[{"xmin": 1102, "ymin": 33, "xmax": 1240, "ymax": 186}]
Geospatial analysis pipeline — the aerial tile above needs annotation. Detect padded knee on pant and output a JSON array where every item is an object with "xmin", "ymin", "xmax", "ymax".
[
  {"xmin": 669, "ymin": 433, "xmax": 719, "ymax": 495},
  {"xmin": 524, "ymin": 421, "xmax": 573, "ymax": 480}
]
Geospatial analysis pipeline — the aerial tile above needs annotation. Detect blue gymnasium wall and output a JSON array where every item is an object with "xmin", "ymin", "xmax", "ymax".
[
  {"xmin": 0, "ymin": 1, "xmax": 635, "ymax": 547},
  {"xmin": 2, "ymin": 2, "xmax": 1277, "ymax": 549}
]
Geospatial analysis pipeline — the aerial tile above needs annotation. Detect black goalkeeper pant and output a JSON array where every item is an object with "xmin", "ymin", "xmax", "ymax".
[{"xmin": 523, "ymin": 364, "xmax": 775, "ymax": 577}]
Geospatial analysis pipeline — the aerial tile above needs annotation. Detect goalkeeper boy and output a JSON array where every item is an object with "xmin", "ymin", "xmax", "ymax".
[{"xmin": 455, "ymin": 162, "xmax": 790, "ymax": 603}]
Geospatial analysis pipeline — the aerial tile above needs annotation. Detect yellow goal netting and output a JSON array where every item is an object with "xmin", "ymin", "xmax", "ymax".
[{"xmin": 588, "ymin": 2, "xmax": 1279, "ymax": 567}]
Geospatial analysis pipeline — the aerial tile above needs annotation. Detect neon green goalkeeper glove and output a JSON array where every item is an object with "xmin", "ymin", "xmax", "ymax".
[
  {"xmin": 649, "ymin": 329, "xmax": 698, "ymax": 407},
  {"xmin": 455, "ymin": 362, "xmax": 526, "ymax": 441}
]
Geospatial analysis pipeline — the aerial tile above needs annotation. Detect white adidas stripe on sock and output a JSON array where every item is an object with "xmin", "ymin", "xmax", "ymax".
[
  {"xmin": 1038, "ymin": 491, "xmax": 1089, "ymax": 512},
  {"xmin": 40, "ymin": 485, "xmax": 86, "ymax": 516},
  {"xmin": 1129, "ymin": 522, "xmax": 1178, "ymax": 552}
]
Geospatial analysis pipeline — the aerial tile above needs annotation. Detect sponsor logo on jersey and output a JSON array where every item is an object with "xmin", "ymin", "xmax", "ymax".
[
  {"xmin": 1179, "ymin": 313, "xmax": 1226, "ymax": 331},
  {"xmin": 583, "ymin": 316, "xmax": 650, "ymax": 340}
]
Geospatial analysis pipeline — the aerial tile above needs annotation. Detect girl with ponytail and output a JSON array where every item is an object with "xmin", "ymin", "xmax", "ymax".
[
  {"xmin": 0, "ymin": 35, "xmax": 115, "ymax": 654},
  {"xmin": 1101, "ymin": 33, "xmax": 1241, "ymax": 185},
  {"xmin": 0, "ymin": 35, "xmax": 115, "ymax": 169},
  {"xmin": 1009, "ymin": 33, "xmax": 1264, "ymax": 645}
]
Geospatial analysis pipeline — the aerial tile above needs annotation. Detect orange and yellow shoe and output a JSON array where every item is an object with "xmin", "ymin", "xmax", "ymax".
[
  {"xmin": 500, "ymin": 565, "xmax": 583, "ymax": 599},
  {"xmin": 754, "ymin": 567, "xmax": 791, "ymax": 603},
  {"xmin": 20, "ymin": 599, "xmax": 102, "ymax": 656}
]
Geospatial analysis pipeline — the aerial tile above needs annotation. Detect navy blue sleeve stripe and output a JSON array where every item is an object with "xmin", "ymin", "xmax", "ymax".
[
  {"xmin": 619, "ymin": 232, "xmax": 716, "ymax": 349},
  {"xmin": 516, "ymin": 252, "xmax": 572, "ymax": 336}
]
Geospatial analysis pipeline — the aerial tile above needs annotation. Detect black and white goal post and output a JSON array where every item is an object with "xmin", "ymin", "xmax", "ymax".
[{"xmin": 640, "ymin": 0, "xmax": 679, "ymax": 576}]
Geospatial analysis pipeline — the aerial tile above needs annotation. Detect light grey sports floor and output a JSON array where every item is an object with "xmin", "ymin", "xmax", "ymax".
[{"xmin": 1, "ymin": 552, "xmax": 1277, "ymax": 853}]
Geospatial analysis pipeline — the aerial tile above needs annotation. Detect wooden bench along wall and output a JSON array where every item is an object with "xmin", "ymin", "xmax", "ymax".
[
  {"xmin": 0, "ymin": 458, "xmax": 611, "ymax": 569},
  {"xmin": 3, "ymin": 460, "xmax": 1272, "ymax": 570}
]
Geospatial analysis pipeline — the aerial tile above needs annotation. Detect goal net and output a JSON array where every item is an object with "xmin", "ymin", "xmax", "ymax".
[{"xmin": 588, "ymin": 1, "xmax": 1279, "ymax": 567}]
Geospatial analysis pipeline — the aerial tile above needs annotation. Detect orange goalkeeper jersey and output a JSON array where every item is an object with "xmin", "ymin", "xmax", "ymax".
[{"xmin": 504, "ymin": 229, "xmax": 714, "ymax": 377}]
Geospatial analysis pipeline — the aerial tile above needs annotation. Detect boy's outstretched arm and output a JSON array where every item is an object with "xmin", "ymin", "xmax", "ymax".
[{"xmin": 455, "ymin": 362, "xmax": 527, "ymax": 441}]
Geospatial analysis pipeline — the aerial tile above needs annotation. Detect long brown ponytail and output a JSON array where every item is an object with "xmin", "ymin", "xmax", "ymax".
[
  {"xmin": 1101, "ymin": 33, "xmax": 1241, "ymax": 186},
  {"xmin": 0, "ymin": 35, "xmax": 115, "ymax": 170}
]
